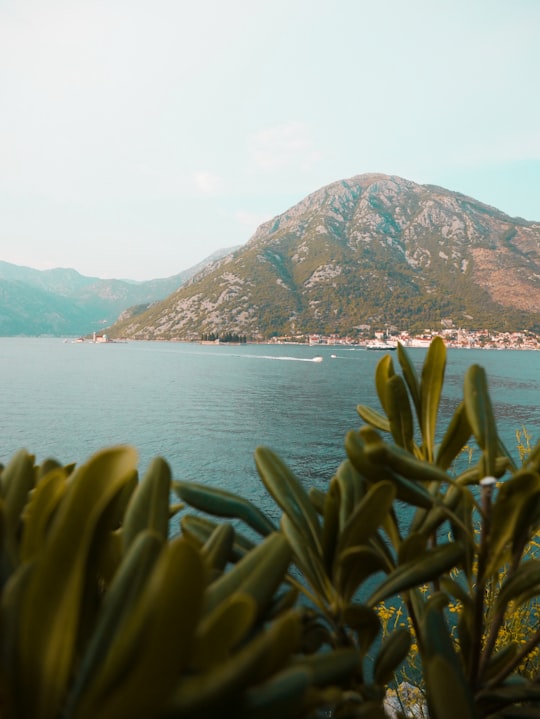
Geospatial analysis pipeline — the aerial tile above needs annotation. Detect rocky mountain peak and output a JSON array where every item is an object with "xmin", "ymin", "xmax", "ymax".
[{"xmin": 108, "ymin": 174, "xmax": 540, "ymax": 340}]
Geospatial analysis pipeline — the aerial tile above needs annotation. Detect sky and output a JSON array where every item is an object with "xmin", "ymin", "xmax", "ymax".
[{"xmin": 1, "ymin": 0, "xmax": 539, "ymax": 281}]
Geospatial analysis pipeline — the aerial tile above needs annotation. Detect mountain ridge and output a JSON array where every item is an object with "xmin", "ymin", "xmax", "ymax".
[
  {"xmin": 107, "ymin": 173, "xmax": 540, "ymax": 340},
  {"xmin": 0, "ymin": 247, "xmax": 238, "ymax": 336}
]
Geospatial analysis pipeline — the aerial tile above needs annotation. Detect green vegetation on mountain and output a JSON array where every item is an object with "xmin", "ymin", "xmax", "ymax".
[{"xmin": 107, "ymin": 174, "xmax": 540, "ymax": 340}]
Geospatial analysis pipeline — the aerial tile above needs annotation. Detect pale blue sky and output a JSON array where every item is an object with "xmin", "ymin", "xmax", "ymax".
[{"xmin": 1, "ymin": 0, "xmax": 538, "ymax": 280}]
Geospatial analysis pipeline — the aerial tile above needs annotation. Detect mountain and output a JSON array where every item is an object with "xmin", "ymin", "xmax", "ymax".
[
  {"xmin": 0, "ymin": 247, "xmax": 237, "ymax": 336},
  {"xmin": 106, "ymin": 174, "xmax": 540, "ymax": 341}
]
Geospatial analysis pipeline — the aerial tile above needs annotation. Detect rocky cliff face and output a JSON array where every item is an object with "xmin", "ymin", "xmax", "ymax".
[{"xmin": 108, "ymin": 174, "xmax": 540, "ymax": 339}]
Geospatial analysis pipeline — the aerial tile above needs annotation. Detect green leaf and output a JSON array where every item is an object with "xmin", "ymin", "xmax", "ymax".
[
  {"xmin": 72, "ymin": 538, "xmax": 205, "ymax": 719},
  {"xmin": 13, "ymin": 446, "xmax": 138, "ymax": 719},
  {"xmin": 122, "ymin": 456, "xmax": 171, "ymax": 551},
  {"xmin": 425, "ymin": 655, "xmax": 476, "ymax": 719},
  {"xmin": 420, "ymin": 336, "xmax": 446, "ymax": 462},
  {"xmin": 193, "ymin": 592, "xmax": 257, "ymax": 670},
  {"xmin": 204, "ymin": 532, "xmax": 291, "ymax": 617},
  {"xmin": 290, "ymin": 647, "xmax": 360, "ymax": 686},
  {"xmin": 64, "ymin": 530, "xmax": 164, "ymax": 715},
  {"xmin": 181, "ymin": 514, "xmax": 256, "ymax": 561},
  {"xmin": 368, "ymin": 542, "xmax": 465, "ymax": 606},
  {"xmin": 397, "ymin": 342, "xmax": 421, "ymax": 420},
  {"xmin": 281, "ymin": 514, "xmax": 333, "ymax": 605},
  {"xmin": 201, "ymin": 522, "xmax": 235, "ymax": 573},
  {"xmin": 366, "ymin": 440, "xmax": 452, "ymax": 485},
  {"xmin": 375, "ymin": 354, "xmax": 395, "ymax": 416},
  {"xmin": 421, "ymin": 605, "xmax": 476, "ymax": 719},
  {"xmin": 373, "ymin": 628, "xmax": 411, "ymax": 685},
  {"xmin": 321, "ymin": 477, "xmax": 340, "ymax": 572},
  {"xmin": 238, "ymin": 666, "xmax": 309, "ymax": 718},
  {"xmin": 255, "ymin": 447, "xmax": 322, "ymax": 554},
  {"xmin": 496, "ymin": 559, "xmax": 540, "ymax": 611},
  {"xmin": 335, "ymin": 546, "xmax": 388, "ymax": 603},
  {"xmin": 335, "ymin": 481, "xmax": 396, "ymax": 562},
  {"xmin": 19, "ymin": 467, "xmax": 68, "ymax": 564},
  {"xmin": 386, "ymin": 374, "xmax": 415, "ymax": 452},
  {"xmin": 487, "ymin": 470, "xmax": 540, "ymax": 578},
  {"xmin": 435, "ymin": 402, "xmax": 473, "ymax": 470},
  {"xmin": 464, "ymin": 364, "xmax": 498, "ymax": 476},
  {"xmin": 174, "ymin": 479, "xmax": 276, "ymax": 537},
  {"xmin": 356, "ymin": 405, "xmax": 391, "ymax": 433},
  {"xmin": 342, "ymin": 603, "xmax": 381, "ymax": 653},
  {"xmin": 163, "ymin": 610, "xmax": 301, "ymax": 716},
  {"xmin": 1, "ymin": 449, "xmax": 37, "ymax": 575},
  {"xmin": 334, "ymin": 459, "xmax": 366, "ymax": 531}
]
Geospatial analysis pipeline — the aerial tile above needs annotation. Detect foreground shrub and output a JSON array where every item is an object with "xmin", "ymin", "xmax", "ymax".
[
  {"xmin": 0, "ymin": 447, "xmax": 388, "ymax": 719},
  {"xmin": 178, "ymin": 339, "xmax": 540, "ymax": 718}
]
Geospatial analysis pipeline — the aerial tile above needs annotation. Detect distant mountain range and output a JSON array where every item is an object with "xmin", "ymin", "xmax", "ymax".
[
  {"xmin": 0, "ymin": 247, "xmax": 237, "ymax": 336},
  {"xmin": 106, "ymin": 174, "xmax": 540, "ymax": 340}
]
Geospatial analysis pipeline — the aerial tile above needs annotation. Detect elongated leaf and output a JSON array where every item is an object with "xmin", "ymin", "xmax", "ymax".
[
  {"xmin": 375, "ymin": 354, "xmax": 395, "ymax": 416},
  {"xmin": 342, "ymin": 604, "xmax": 381, "ymax": 654},
  {"xmin": 368, "ymin": 542, "xmax": 465, "ymax": 606},
  {"xmin": 64, "ymin": 531, "xmax": 163, "ymax": 714},
  {"xmin": 366, "ymin": 440, "xmax": 451, "ymax": 485},
  {"xmin": 239, "ymin": 666, "xmax": 309, "ymax": 719},
  {"xmin": 435, "ymin": 402, "xmax": 472, "ymax": 470},
  {"xmin": 321, "ymin": 477, "xmax": 340, "ymax": 573},
  {"xmin": 421, "ymin": 605, "xmax": 476, "ymax": 719},
  {"xmin": 386, "ymin": 374, "xmax": 415, "ymax": 452},
  {"xmin": 496, "ymin": 559, "xmax": 540, "ymax": 611},
  {"xmin": 72, "ymin": 538, "xmax": 205, "ymax": 719},
  {"xmin": 181, "ymin": 514, "xmax": 256, "ymax": 561},
  {"xmin": 174, "ymin": 479, "xmax": 276, "ymax": 537},
  {"xmin": 356, "ymin": 405, "xmax": 391, "ymax": 433},
  {"xmin": 122, "ymin": 456, "xmax": 171, "ymax": 551},
  {"xmin": 373, "ymin": 628, "xmax": 411, "ymax": 685},
  {"xmin": 201, "ymin": 522, "xmax": 235, "ymax": 573},
  {"xmin": 164, "ymin": 610, "xmax": 301, "ymax": 716},
  {"xmin": 204, "ymin": 532, "xmax": 291, "ymax": 616},
  {"xmin": 14, "ymin": 446, "xmax": 138, "ymax": 719},
  {"xmin": 281, "ymin": 514, "xmax": 334, "ymax": 605},
  {"xmin": 335, "ymin": 481, "xmax": 396, "ymax": 561},
  {"xmin": 425, "ymin": 655, "xmax": 476, "ymax": 719},
  {"xmin": 345, "ymin": 431, "xmax": 435, "ymax": 509},
  {"xmin": 420, "ymin": 336, "xmax": 446, "ymax": 462},
  {"xmin": 477, "ymin": 682, "xmax": 540, "ymax": 705},
  {"xmin": 193, "ymin": 593, "xmax": 257, "ymax": 670},
  {"xmin": 487, "ymin": 470, "xmax": 540, "ymax": 578},
  {"xmin": 19, "ymin": 468, "xmax": 68, "ymax": 563},
  {"xmin": 290, "ymin": 647, "xmax": 360, "ymax": 686},
  {"xmin": 398, "ymin": 532, "xmax": 428, "ymax": 565},
  {"xmin": 335, "ymin": 546, "xmax": 388, "ymax": 602},
  {"xmin": 255, "ymin": 447, "xmax": 322, "ymax": 553},
  {"xmin": 464, "ymin": 364, "xmax": 498, "ymax": 476},
  {"xmin": 308, "ymin": 487, "xmax": 326, "ymax": 515},
  {"xmin": 1, "ymin": 449, "xmax": 36, "ymax": 573},
  {"xmin": 397, "ymin": 342, "xmax": 421, "ymax": 420},
  {"xmin": 335, "ymin": 459, "xmax": 366, "ymax": 530}
]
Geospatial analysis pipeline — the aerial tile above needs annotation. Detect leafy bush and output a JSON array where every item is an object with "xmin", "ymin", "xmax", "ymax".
[
  {"xmin": 176, "ymin": 338, "xmax": 540, "ymax": 718},
  {"xmin": 0, "ymin": 447, "xmax": 387, "ymax": 718},
  {"xmin": 2, "ymin": 338, "xmax": 540, "ymax": 718}
]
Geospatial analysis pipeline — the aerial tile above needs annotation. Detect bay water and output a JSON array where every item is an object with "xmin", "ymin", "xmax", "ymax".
[{"xmin": 0, "ymin": 338, "xmax": 538, "ymax": 526}]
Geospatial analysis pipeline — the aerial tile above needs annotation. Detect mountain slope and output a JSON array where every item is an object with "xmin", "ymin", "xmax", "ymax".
[
  {"xmin": 107, "ymin": 174, "xmax": 540, "ymax": 340},
  {"xmin": 0, "ymin": 247, "xmax": 237, "ymax": 336}
]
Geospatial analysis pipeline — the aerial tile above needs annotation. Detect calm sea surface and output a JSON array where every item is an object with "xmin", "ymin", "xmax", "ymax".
[{"xmin": 0, "ymin": 339, "xmax": 538, "ymax": 522}]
